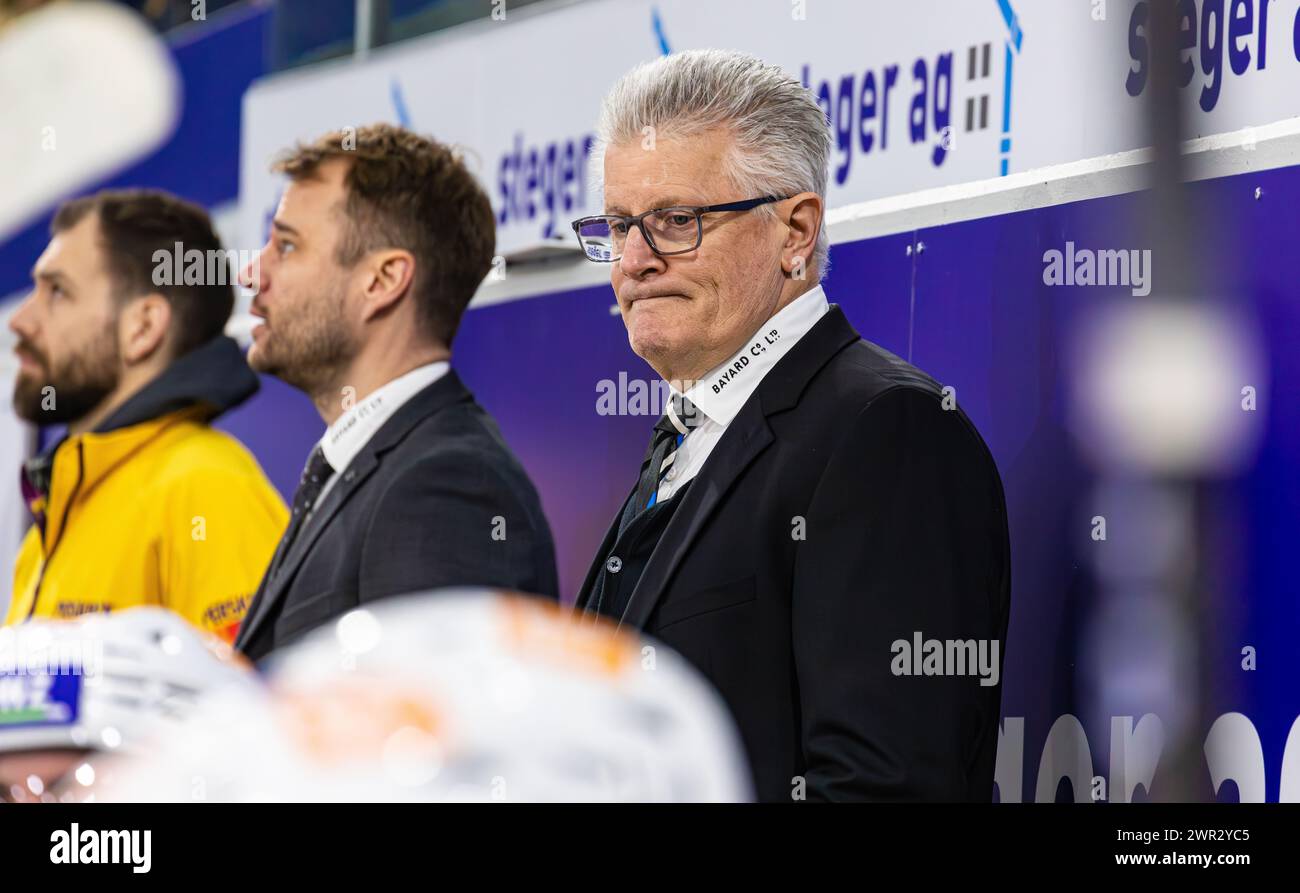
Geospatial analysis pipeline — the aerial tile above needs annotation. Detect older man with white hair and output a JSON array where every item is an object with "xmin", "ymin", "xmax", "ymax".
[{"xmin": 572, "ymin": 49, "xmax": 1011, "ymax": 802}]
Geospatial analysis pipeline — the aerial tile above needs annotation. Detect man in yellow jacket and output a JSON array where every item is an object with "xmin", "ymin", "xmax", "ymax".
[{"xmin": 4, "ymin": 189, "xmax": 287, "ymax": 643}]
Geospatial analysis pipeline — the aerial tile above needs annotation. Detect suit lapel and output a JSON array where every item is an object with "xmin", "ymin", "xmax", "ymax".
[
  {"xmin": 237, "ymin": 452, "xmax": 379, "ymax": 649},
  {"xmin": 619, "ymin": 399, "xmax": 773, "ymax": 631},
  {"xmin": 617, "ymin": 304, "xmax": 861, "ymax": 632},
  {"xmin": 236, "ymin": 370, "xmax": 476, "ymax": 651}
]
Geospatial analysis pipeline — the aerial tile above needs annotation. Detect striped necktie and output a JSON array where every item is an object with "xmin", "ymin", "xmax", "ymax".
[{"xmin": 631, "ymin": 393, "xmax": 703, "ymax": 517}]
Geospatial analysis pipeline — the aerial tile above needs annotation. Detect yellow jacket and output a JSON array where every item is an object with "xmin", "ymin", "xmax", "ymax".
[{"xmin": 5, "ymin": 337, "xmax": 287, "ymax": 642}]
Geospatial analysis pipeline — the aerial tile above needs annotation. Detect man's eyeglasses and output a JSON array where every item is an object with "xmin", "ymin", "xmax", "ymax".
[{"xmin": 571, "ymin": 195, "xmax": 788, "ymax": 263}]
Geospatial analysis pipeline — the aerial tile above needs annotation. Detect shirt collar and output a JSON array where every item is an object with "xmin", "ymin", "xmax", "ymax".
[
  {"xmin": 680, "ymin": 285, "xmax": 830, "ymax": 428},
  {"xmin": 319, "ymin": 361, "xmax": 450, "ymax": 474}
]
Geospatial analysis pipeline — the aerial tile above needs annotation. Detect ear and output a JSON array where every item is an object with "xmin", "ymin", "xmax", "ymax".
[
  {"xmin": 359, "ymin": 249, "xmax": 416, "ymax": 323},
  {"xmin": 780, "ymin": 192, "xmax": 823, "ymax": 280},
  {"xmin": 119, "ymin": 295, "xmax": 172, "ymax": 365}
]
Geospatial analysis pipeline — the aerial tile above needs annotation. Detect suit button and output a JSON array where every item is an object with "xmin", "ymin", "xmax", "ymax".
[{"xmin": 605, "ymin": 556, "xmax": 623, "ymax": 573}]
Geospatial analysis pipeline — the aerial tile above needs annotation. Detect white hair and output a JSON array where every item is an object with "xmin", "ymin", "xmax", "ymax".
[{"xmin": 593, "ymin": 48, "xmax": 833, "ymax": 279}]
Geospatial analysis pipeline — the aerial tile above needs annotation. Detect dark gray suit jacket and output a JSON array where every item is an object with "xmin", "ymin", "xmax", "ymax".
[
  {"xmin": 576, "ymin": 306, "xmax": 1011, "ymax": 802},
  {"xmin": 235, "ymin": 370, "xmax": 558, "ymax": 662}
]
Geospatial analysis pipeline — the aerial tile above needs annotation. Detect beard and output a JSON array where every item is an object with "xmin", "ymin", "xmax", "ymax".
[
  {"xmin": 247, "ymin": 282, "xmax": 356, "ymax": 395},
  {"xmin": 13, "ymin": 332, "xmax": 120, "ymax": 426}
]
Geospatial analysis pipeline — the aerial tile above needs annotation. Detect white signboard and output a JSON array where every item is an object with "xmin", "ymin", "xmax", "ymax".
[{"xmin": 239, "ymin": 0, "xmax": 1300, "ymax": 257}]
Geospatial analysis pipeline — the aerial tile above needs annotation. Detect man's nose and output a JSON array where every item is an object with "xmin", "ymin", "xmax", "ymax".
[
  {"xmin": 8, "ymin": 292, "xmax": 37, "ymax": 339},
  {"xmin": 239, "ymin": 246, "xmax": 268, "ymax": 293},
  {"xmin": 618, "ymin": 225, "xmax": 665, "ymax": 279}
]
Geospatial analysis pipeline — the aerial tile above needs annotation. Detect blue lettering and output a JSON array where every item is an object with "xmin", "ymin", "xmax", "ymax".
[{"xmin": 496, "ymin": 132, "xmax": 595, "ymax": 240}]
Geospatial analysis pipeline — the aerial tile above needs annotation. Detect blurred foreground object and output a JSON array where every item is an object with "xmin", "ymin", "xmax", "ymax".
[
  {"xmin": 0, "ymin": 0, "xmax": 180, "ymax": 240},
  {"xmin": 1069, "ymin": 0, "xmax": 1266, "ymax": 801},
  {"xmin": 1069, "ymin": 299, "xmax": 1263, "ymax": 477},
  {"xmin": 100, "ymin": 589, "xmax": 754, "ymax": 802},
  {"xmin": 0, "ymin": 608, "xmax": 255, "ymax": 802}
]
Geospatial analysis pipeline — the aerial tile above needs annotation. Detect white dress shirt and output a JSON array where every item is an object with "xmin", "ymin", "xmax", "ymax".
[
  {"xmin": 312, "ymin": 361, "xmax": 450, "ymax": 508},
  {"xmin": 656, "ymin": 284, "xmax": 830, "ymax": 503}
]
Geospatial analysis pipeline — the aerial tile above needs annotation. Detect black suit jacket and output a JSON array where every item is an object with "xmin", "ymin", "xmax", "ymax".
[
  {"xmin": 236, "ymin": 370, "xmax": 558, "ymax": 662},
  {"xmin": 576, "ymin": 306, "xmax": 1011, "ymax": 802}
]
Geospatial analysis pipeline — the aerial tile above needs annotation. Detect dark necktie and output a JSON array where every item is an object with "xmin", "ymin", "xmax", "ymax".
[
  {"xmin": 622, "ymin": 394, "xmax": 703, "ymax": 533},
  {"xmin": 270, "ymin": 445, "xmax": 335, "ymax": 577},
  {"xmin": 588, "ymin": 394, "xmax": 704, "ymax": 619}
]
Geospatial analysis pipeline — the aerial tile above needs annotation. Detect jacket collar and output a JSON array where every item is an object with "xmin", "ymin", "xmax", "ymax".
[
  {"xmin": 96, "ymin": 335, "xmax": 259, "ymax": 433},
  {"xmin": 680, "ymin": 285, "xmax": 830, "ymax": 428},
  {"xmin": 319, "ymin": 362, "xmax": 451, "ymax": 475},
  {"xmin": 753, "ymin": 304, "xmax": 860, "ymax": 416},
  {"xmin": 365, "ymin": 368, "xmax": 474, "ymax": 457},
  {"xmin": 23, "ymin": 335, "xmax": 259, "ymax": 509}
]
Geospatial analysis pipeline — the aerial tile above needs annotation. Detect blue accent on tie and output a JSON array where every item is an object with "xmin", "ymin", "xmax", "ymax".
[{"xmin": 645, "ymin": 432, "xmax": 687, "ymax": 509}]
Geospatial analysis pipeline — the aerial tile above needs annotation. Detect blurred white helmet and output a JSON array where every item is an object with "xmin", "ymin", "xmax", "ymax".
[
  {"xmin": 0, "ymin": 607, "xmax": 255, "ymax": 756},
  {"xmin": 100, "ymin": 590, "xmax": 753, "ymax": 802}
]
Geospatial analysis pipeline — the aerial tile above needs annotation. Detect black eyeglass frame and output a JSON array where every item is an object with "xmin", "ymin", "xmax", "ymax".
[{"xmin": 570, "ymin": 195, "xmax": 789, "ymax": 262}]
